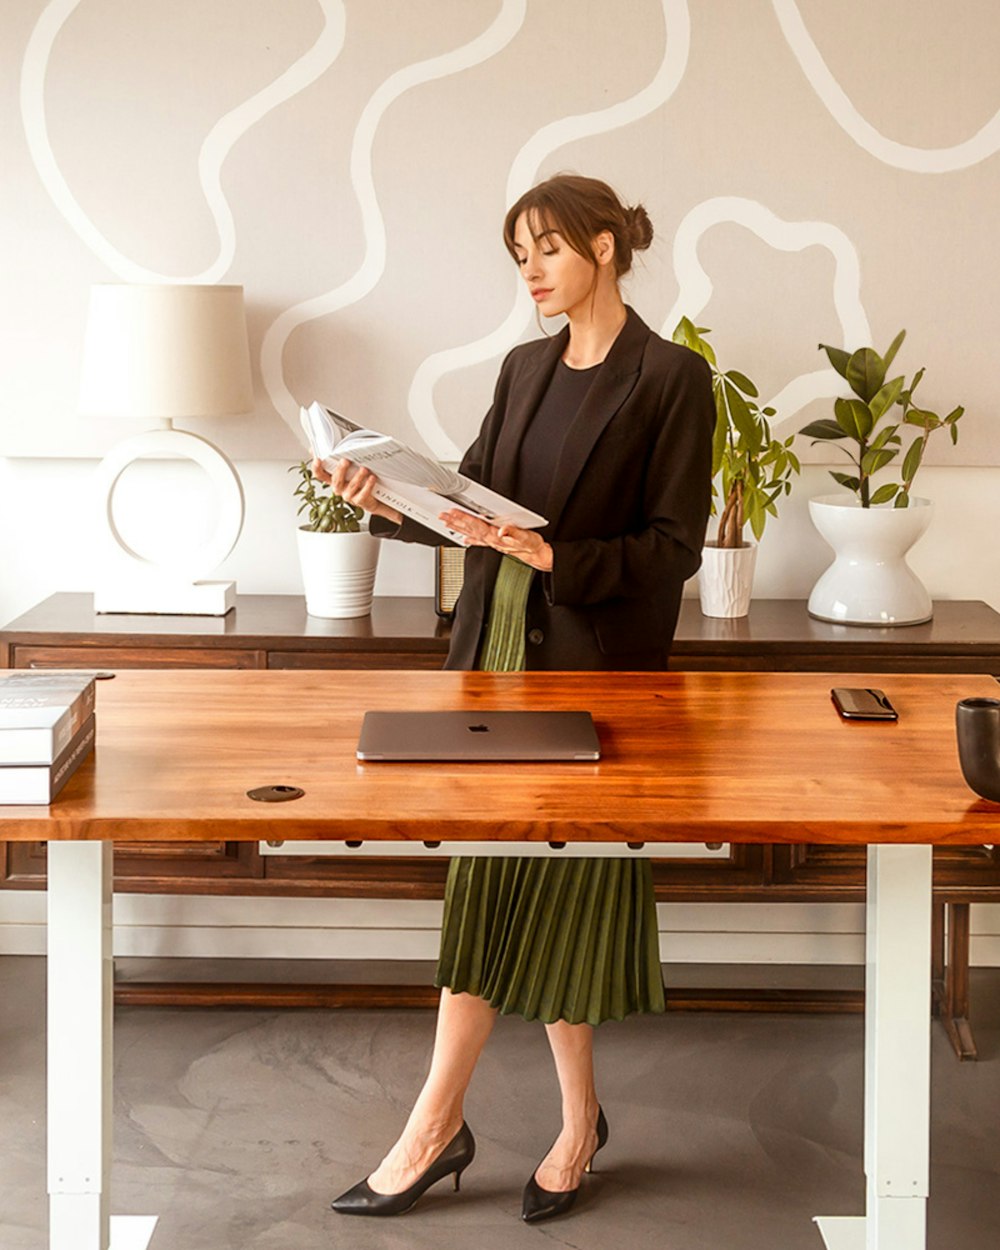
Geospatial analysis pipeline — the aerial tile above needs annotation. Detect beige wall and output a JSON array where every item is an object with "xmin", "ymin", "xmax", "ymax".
[{"xmin": 2, "ymin": 0, "xmax": 1000, "ymax": 622}]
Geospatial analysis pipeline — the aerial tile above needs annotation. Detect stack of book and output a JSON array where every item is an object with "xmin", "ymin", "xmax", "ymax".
[{"xmin": 0, "ymin": 672, "xmax": 97, "ymax": 804}]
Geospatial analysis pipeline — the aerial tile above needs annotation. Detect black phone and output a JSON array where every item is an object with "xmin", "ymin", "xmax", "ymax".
[{"xmin": 831, "ymin": 687, "xmax": 898, "ymax": 721}]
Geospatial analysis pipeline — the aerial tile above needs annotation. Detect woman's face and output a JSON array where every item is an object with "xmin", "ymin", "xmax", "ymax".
[{"xmin": 511, "ymin": 212, "xmax": 603, "ymax": 319}]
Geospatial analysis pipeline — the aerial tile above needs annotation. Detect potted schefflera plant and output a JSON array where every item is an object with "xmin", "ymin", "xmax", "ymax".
[
  {"xmin": 801, "ymin": 331, "xmax": 964, "ymax": 626},
  {"xmin": 673, "ymin": 318, "xmax": 800, "ymax": 617},
  {"xmin": 291, "ymin": 461, "xmax": 381, "ymax": 619}
]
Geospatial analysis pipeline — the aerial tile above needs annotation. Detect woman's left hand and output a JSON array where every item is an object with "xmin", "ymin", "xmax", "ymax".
[{"xmin": 439, "ymin": 510, "xmax": 553, "ymax": 572}]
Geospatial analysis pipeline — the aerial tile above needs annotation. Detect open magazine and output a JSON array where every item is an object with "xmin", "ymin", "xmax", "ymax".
[{"xmin": 300, "ymin": 402, "xmax": 547, "ymax": 544}]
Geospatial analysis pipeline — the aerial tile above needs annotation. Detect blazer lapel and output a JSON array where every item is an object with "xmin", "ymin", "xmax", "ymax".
[
  {"xmin": 491, "ymin": 325, "xmax": 568, "ymax": 500},
  {"xmin": 544, "ymin": 307, "xmax": 648, "ymax": 527}
]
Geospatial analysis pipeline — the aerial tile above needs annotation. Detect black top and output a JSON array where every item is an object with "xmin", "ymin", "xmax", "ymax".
[
  {"xmin": 373, "ymin": 306, "xmax": 717, "ymax": 671},
  {"xmin": 512, "ymin": 359, "xmax": 602, "ymax": 519}
]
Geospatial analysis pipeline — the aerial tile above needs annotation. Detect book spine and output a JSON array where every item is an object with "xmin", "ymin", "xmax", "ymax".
[
  {"xmin": 0, "ymin": 693, "xmax": 95, "ymax": 765},
  {"xmin": 369, "ymin": 483, "xmax": 463, "ymax": 544},
  {"xmin": 0, "ymin": 681, "xmax": 96, "ymax": 729},
  {"xmin": 0, "ymin": 716, "xmax": 96, "ymax": 805}
]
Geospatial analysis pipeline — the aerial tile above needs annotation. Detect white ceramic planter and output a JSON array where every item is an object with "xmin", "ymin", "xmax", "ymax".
[
  {"xmin": 698, "ymin": 541, "xmax": 758, "ymax": 618},
  {"xmin": 296, "ymin": 527, "xmax": 380, "ymax": 619},
  {"xmin": 807, "ymin": 494, "xmax": 933, "ymax": 626}
]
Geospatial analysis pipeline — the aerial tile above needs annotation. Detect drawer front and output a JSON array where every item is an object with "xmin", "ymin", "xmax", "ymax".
[
  {"xmin": 268, "ymin": 649, "xmax": 446, "ymax": 670},
  {"xmin": 12, "ymin": 645, "xmax": 264, "ymax": 669},
  {"xmin": 3, "ymin": 840, "xmax": 259, "ymax": 888}
]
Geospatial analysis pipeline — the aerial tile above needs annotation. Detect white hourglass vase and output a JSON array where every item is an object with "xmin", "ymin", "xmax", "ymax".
[{"xmin": 807, "ymin": 494, "xmax": 934, "ymax": 626}]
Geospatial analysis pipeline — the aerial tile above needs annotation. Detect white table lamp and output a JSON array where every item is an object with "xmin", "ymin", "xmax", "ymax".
[{"xmin": 80, "ymin": 284, "xmax": 253, "ymax": 615}]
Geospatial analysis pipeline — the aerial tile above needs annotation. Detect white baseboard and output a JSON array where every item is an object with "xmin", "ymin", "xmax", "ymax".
[{"xmin": 3, "ymin": 894, "xmax": 1000, "ymax": 965}]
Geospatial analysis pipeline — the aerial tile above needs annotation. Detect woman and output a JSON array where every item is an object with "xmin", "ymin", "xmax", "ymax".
[{"xmin": 316, "ymin": 173, "xmax": 713, "ymax": 1222}]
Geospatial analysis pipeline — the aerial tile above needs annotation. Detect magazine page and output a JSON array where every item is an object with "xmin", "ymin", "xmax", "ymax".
[{"xmin": 300, "ymin": 402, "xmax": 547, "ymax": 543}]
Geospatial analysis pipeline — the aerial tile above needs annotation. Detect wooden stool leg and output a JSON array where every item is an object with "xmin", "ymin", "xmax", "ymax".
[{"xmin": 939, "ymin": 903, "xmax": 978, "ymax": 1061}]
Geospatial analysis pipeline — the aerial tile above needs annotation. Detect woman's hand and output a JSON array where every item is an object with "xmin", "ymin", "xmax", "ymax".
[
  {"xmin": 310, "ymin": 458, "xmax": 402, "ymax": 526},
  {"xmin": 440, "ymin": 509, "xmax": 553, "ymax": 572}
]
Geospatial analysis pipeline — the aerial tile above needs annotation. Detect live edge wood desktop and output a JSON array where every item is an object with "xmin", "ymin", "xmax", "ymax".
[
  {"xmin": 10, "ymin": 668, "xmax": 1000, "ymax": 1250},
  {"xmin": 3, "ymin": 593, "xmax": 1000, "ymax": 1058}
]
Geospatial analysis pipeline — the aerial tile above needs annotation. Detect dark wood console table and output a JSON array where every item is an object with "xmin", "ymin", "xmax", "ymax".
[{"xmin": 3, "ymin": 593, "xmax": 1000, "ymax": 1056}]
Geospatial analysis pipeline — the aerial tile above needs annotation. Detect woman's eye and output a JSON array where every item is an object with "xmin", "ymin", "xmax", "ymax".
[{"xmin": 542, "ymin": 249, "xmax": 558, "ymax": 257}]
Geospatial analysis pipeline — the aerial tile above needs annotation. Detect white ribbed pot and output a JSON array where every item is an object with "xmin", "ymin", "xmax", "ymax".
[
  {"xmin": 296, "ymin": 527, "xmax": 380, "ymax": 619},
  {"xmin": 699, "ymin": 540, "xmax": 758, "ymax": 618},
  {"xmin": 807, "ymin": 494, "xmax": 933, "ymax": 626}
]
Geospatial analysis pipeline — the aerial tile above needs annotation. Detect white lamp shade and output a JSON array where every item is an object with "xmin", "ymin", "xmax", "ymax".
[{"xmin": 79, "ymin": 283, "xmax": 253, "ymax": 419}]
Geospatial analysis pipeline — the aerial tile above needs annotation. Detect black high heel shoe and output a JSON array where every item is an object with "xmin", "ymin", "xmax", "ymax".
[
  {"xmin": 521, "ymin": 1105, "xmax": 609, "ymax": 1223},
  {"xmin": 331, "ymin": 1122, "xmax": 475, "ymax": 1217}
]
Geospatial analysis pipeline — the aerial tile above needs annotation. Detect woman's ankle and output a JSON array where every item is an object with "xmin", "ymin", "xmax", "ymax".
[
  {"xmin": 560, "ymin": 1096, "xmax": 600, "ymax": 1136},
  {"xmin": 404, "ymin": 1104, "xmax": 465, "ymax": 1143}
]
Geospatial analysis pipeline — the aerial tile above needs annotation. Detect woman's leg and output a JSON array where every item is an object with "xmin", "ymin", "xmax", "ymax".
[
  {"xmin": 367, "ymin": 987, "xmax": 498, "ymax": 1193},
  {"xmin": 533, "ymin": 1019, "xmax": 601, "ymax": 1191}
]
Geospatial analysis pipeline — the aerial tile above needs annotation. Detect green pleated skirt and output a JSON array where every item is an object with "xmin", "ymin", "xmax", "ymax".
[{"xmin": 434, "ymin": 556, "xmax": 665, "ymax": 1026}]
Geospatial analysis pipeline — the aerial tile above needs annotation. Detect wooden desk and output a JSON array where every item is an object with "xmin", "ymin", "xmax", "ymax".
[
  {"xmin": 4, "ymin": 595, "xmax": 1000, "ymax": 1054},
  {"xmin": 9, "ymin": 668, "xmax": 1000, "ymax": 1250}
]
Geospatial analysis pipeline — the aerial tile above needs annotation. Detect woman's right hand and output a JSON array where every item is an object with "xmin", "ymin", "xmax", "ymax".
[{"xmin": 310, "ymin": 457, "xmax": 403, "ymax": 526}]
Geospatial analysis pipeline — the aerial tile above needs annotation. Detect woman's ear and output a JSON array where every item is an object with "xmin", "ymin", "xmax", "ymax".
[{"xmin": 592, "ymin": 230, "xmax": 616, "ymax": 269}]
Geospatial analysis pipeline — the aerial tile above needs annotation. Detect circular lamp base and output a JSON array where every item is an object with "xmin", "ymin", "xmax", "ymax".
[{"xmin": 93, "ymin": 428, "xmax": 244, "ymax": 615}]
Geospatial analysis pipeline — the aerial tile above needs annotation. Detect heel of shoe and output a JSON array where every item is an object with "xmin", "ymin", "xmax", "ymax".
[{"xmin": 584, "ymin": 1105, "xmax": 609, "ymax": 1174}]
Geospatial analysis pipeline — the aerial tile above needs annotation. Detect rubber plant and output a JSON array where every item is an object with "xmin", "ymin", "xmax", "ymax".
[
  {"xmin": 673, "ymin": 317, "xmax": 800, "ymax": 547},
  {"xmin": 800, "ymin": 330, "xmax": 964, "ymax": 507}
]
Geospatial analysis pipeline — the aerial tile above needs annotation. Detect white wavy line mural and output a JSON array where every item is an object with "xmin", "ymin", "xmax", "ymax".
[
  {"xmin": 20, "ymin": 0, "xmax": 347, "ymax": 283},
  {"xmin": 260, "ymin": 0, "xmax": 529, "ymax": 431},
  {"xmin": 662, "ymin": 196, "xmax": 871, "ymax": 429},
  {"xmin": 772, "ymin": 0, "xmax": 1000, "ymax": 173},
  {"xmin": 408, "ymin": 0, "xmax": 692, "ymax": 459}
]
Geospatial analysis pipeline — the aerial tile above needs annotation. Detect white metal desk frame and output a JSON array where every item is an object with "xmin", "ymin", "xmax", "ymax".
[{"xmin": 47, "ymin": 839, "xmax": 932, "ymax": 1250}]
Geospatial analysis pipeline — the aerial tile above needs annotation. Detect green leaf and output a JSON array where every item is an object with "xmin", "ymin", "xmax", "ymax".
[
  {"xmin": 869, "ymin": 375, "xmax": 905, "ymax": 423},
  {"xmin": 902, "ymin": 439, "xmax": 924, "ymax": 482},
  {"xmin": 819, "ymin": 342, "xmax": 851, "ymax": 378},
  {"xmin": 951, "ymin": 423, "xmax": 959, "ymax": 445},
  {"xmin": 861, "ymin": 448, "xmax": 897, "ymax": 476},
  {"xmin": 831, "ymin": 472, "xmax": 861, "ymax": 491},
  {"xmin": 835, "ymin": 396, "xmax": 874, "ymax": 441},
  {"xmin": 944, "ymin": 405, "xmax": 964, "ymax": 424},
  {"xmin": 724, "ymin": 381, "xmax": 761, "ymax": 453},
  {"xmin": 846, "ymin": 348, "xmax": 886, "ymax": 403},
  {"xmin": 908, "ymin": 366, "xmax": 925, "ymax": 396},
  {"xmin": 882, "ymin": 329, "xmax": 906, "ymax": 372},
  {"xmin": 894, "ymin": 492, "xmax": 910, "ymax": 508},
  {"xmin": 763, "ymin": 407, "xmax": 777, "ymax": 417},
  {"xmin": 672, "ymin": 315, "xmax": 717, "ymax": 367},
  {"xmin": 711, "ymin": 396, "xmax": 728, "ymax": 477},
  {"xmin": 725, "ymin": 369, "xmax": 759, "ymax": 397},
  {"xmin": 801, "ymin": 418, "xmax": 845, "ymax": 440},
  {"xmin": 903, "ymin": 408, "xmax": 938, "ymax": 429},
  {"xmin": 869, "ymin": 424, "xmax": 900, "ymax": 451},
  {"xmin": 869, "ymin": 483, "xmax": 899, "ymax": 505}
]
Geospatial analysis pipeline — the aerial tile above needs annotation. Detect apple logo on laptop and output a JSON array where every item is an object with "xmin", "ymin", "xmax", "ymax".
[{"xmin": 467, "ymin": 723, "xmax": 490, "ymax": 733}]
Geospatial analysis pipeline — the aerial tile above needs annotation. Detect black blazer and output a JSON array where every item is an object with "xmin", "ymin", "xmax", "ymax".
[{"xmin": 373, "ymin": 307, "xmax": 714, "ymax": 671}]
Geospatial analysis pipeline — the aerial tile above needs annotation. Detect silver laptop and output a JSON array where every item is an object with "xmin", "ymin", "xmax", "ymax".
[{"xmin": 356, "ymin": 710, "xmax": 600, "ymax": 762}]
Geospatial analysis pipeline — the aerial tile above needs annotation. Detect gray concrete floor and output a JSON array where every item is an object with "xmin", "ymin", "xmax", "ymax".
[{"xmin": 3, "ymin": 956, "xmax": 1000, "ymax": 1250}]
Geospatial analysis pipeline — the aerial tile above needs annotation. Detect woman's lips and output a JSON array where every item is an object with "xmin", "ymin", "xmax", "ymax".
[{"xmin": 531, "ymin": 288, "xmax": 553, "ymax": 302}]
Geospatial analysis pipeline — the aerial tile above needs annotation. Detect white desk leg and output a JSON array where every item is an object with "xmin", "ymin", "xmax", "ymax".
[
  {"xmin": 815, "ymin": 844, "xmax": 932, "ymax": 1250},
  {"xmin": 47, "ymin": 841, "xmax": 113, "ymax": 1250},
  {"xmin": 47, "ymin": 842, "xmax": 158, "ymax": 1250}
]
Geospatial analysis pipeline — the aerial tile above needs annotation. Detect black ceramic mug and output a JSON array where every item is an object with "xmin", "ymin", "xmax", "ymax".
[{"xmin": 955, "ymin": 698, "xmax": 1000, "ymax": 803}]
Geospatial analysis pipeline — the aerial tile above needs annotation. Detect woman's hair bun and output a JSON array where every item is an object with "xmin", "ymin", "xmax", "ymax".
[{"xmin": 625, "ymin": 204, "xmax": 654, "ymax": 252}]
